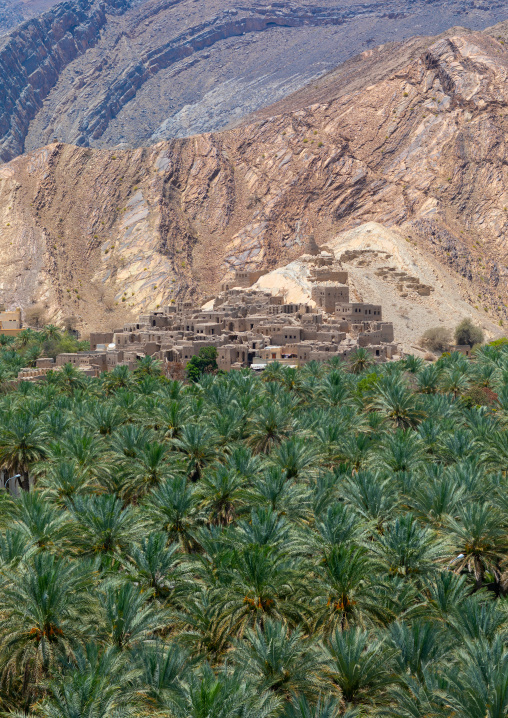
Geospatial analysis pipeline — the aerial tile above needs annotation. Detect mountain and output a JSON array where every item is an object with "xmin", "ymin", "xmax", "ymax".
[
  {"xmin": 2, "ymin": 0, "xmax": 508, "ymax": 163},
  {"xmin": 0, "ymin": 0, "xmax": 58, "ymax": 35},
  {"xmin": 1, "ymin": 25, "xmax": 508, "ymax": 343}
]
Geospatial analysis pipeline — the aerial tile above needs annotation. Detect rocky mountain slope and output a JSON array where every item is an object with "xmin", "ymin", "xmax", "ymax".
[
  {"xmin": 0, "ymin": 0, "xmax": 58, "ymax": 35},
  {"xmin": 1, "ymin": 26, "xmax": 508, "ymax": 341},
  {"xmin": 2, "ymin": 0, "xmax": 508, "ymax": 163}
]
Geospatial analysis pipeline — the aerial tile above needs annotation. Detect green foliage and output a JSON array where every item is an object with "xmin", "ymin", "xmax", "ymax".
[
  {"xmin": 454, "ymin": 318, "xmax": 484, "ymax": 348},
  {"xmin": 489, "ymin": 337, "xmax": 508, "ymax": 347},
  {"xmin": 0, "ymin": 347, "xmax": 507, "ymax": 715},
  {"xmin": 0, "ymin": 325, "xmax": 90, "ymax": 380},
  {"xmin": 186, "ymin": 346, "xmax": 218, "ymax": 382}
]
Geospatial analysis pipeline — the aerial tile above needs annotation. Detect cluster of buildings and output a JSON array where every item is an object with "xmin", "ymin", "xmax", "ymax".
[{"xmin": 26, "ymin": 246, "xmax": 399, "ymax": 376}]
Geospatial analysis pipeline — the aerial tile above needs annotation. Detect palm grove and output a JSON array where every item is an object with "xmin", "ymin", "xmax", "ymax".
[{"xmin": 0, "ymin": 344, "xmax": 508, "ymax": 717}]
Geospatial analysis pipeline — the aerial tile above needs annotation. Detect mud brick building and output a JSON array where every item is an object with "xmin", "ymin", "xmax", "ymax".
[{"xmin": 48, "ymin": 259, "xmax": 399, "ymax": 375}]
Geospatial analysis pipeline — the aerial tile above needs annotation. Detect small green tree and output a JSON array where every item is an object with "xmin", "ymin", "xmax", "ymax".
[
  {"xmin": 454, "ymin": 318, "xmax": 484, "ymax": 348},
  {"xmin": 186, "ymin": 347, "xmax": 218, "ymax": 382}
]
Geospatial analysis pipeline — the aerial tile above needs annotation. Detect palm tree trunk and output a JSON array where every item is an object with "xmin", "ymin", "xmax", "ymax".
[
  {"xmin": 20, "ymin": 470, "xmax": 30, "ymax": 492},
  {"xmin": 474, "ymin": 556, "xmax": 484, "ymax": 591}
]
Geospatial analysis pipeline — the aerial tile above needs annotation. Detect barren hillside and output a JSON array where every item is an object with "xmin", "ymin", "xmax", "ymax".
[{"xmin": 1, "ymin": 27, "xmax": 508, "ymax": 338}]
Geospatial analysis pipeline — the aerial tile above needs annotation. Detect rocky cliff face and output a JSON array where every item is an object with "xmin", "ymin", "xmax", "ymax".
[
  {"xmin": 1, "ymin": 0, "xmax": 508, "ymax": 161},
  {"xmin": 1, "ymin": 28, "xmax": 508, "ymax": 337},
  {"xmin": 0, "ymin": 0, "xmax": 127, "ymax": 162},
  {"xmin": 0, "ymin": 0, "xmax": 71, "ymax": 36}
]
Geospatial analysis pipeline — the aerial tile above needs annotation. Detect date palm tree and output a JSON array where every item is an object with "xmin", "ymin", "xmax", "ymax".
[
  {"xmin": 84, "ymin": 403, "xmax": 125, "ymax": 436},
  {"xmin": 102, "ymin": 365, "xmax": 134, "ymax": 395},
  {"xmin": 32, "ymin": 645, "xmax": 135, "ymax": 718},
  {"xmin": 41, "ymin": 325, "xmax": 62, "ymax": 343},
  {"xmin": 341, "ymin": 470, "xmax": 399, "ymax": 530},
  {"xmin": 57, "ymin": 363, "xmax": 87, "ymax": 395},
  {"xmin": 173, "ymin": 424, "xmax": 218, "ymax": 482},
  {"xmin": 196, "ymin": 465, "xmax": 245, "ymax": 526},
  {"xmin": 37, "ymin": 460, "xmax": 91, "ymax": 507},
  {"xmin": 217, "ymin": 544, "xmax": 306, "ymax": 633},
  {"xmin": 0, "ymin": 413, "xmax": 47, "ymax": 490},
  {"xmin": 371, "ymin": 513, "xmax": 444, "ymax": 581},
  {"xmin": 0, "ymin": 553, "xmax": 98, "ymax": 705},
  {"xmin": 325, "ymin": 627, "xmax": 395, "ymax": 705},
  {"xmin": 133, "ymin": 641, "xmax": 188, "ymax": 713},
  {"xmin": 174, "ymin": 589, "xmax": 234, "ymax": 662},
  {"xmin": 66, "ymin": 494, "xmax": 142, "ymax": 558},
  {"xmin": 444, "ymin": 636, "xmax": 508, "ymax": 718},
  {"xmin": 416, "ymin": 363, "xmax": 442, "ymax": 394},
  {"xmin": 446, "ymin": 503, "xmax": 508, "ymax": 590},
  {"xmin": 134, "ymin": 356, "xmax": 162, "ymax": 378},
  {"xmin": 168, "ymin": 663, "xmax": 279, "ymax": 718},
  {"xmin": 368, "ymin": 377, "xmax": 425, "ymax": 429},
  {"xmin": 348, "ymin": 348, "xmax": 373, "ymax": 375},
  {"xmin": 440, "ymin": 367, "xmax": 470, "ymax": 398},
  {"xmin": 247, "ymin": 404, "xmax": 294, "ymax": 455},
  {"xmin": 231, "ymin": 619, "xmax": 327, "ymax": 700},
  {"xmin": 101, "ymin": 582, "xmax": 167, "ymax": 651},
  {"xmin": 8, "ymin": 489, "xmax": 69, "ymax": 549},
  {"xmin": 270, "ymin": 436, "xmax": 317, "ymax": 480},
  {"xmin": 121, "ymin": 441, "xmax": 180, "ymax": 500},
  {"xmin": 312, "ymin": 545, "xmax": 384, "ymax": 632},
  {"xmin": 122, "ymin": 532, "xmax": 190, "ymax": 600},
  {"xmin": 143, "ymin": 475, "xmax": 200, "ymax": 550},
  {"xmin": 282, "ymin": 694, "xmax": 355, "ymax": 718}
]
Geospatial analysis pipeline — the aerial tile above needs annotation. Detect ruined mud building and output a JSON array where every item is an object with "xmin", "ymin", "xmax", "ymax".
[{"xmin": 45, "ymin": 248, "xmax": 398, "ymax": 374}]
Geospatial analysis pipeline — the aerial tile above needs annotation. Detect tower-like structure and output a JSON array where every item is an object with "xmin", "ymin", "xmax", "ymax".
[{"xmin": 303, "ymin": 233, "xmax": 320, "ymax": 256}]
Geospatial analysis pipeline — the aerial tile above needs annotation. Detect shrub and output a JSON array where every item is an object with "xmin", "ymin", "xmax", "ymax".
[
  {"xmin": 462, "ymin": 385, "xmax": 498, "ymax": 408},
  {"xmin": 186, "ymin": 346, "xmax": 218, "ymax": 382},
  {"xmin": 62, "ymin": 315, "xmax": 78, "ymax": 333},
  {"xmin": 421, "ymin": 326, "xmax": 451, "ymax": 353},
  {"xmin": 490, "ymin": 337, "xmax": 508, "ymax": 347},
  {"xmin": 24, "ymin": 303, "xmax": 48, "ymax": 329},
  {"xmin": 454, "ymin": 318, "xmax": 484, "ymax": 348}
]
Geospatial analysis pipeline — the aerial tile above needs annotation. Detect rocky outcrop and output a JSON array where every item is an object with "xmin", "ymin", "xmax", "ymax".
[
  {"xmin": 0, "ymin": 0, "xmax": 128, "ymax": 162},
  {"xmin": 1, "ymin": 29, "xmax": 508, "ymax": 335},
  {"xmin": 67, "ymin": 3, "xmax": 355, "ymax": 147}
]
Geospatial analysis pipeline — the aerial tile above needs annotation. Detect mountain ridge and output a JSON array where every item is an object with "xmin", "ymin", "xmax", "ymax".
[
  {"xmin": 1, "ymin": 26, "xmax": 508, "ymax": 343},
  {"xmin": 2, "ymin": 0, "xmax": 508, "ymax": 161}
]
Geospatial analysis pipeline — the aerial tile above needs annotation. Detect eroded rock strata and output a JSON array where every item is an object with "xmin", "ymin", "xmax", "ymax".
[{"xmin": 2, "ymin": 0, "xmax": 508, "ymax": 160}]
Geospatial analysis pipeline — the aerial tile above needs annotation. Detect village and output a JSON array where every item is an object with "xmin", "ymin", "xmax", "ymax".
[{"xmin": 4, "ymin": 241, "xmax": 402, "ymax": 381}]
